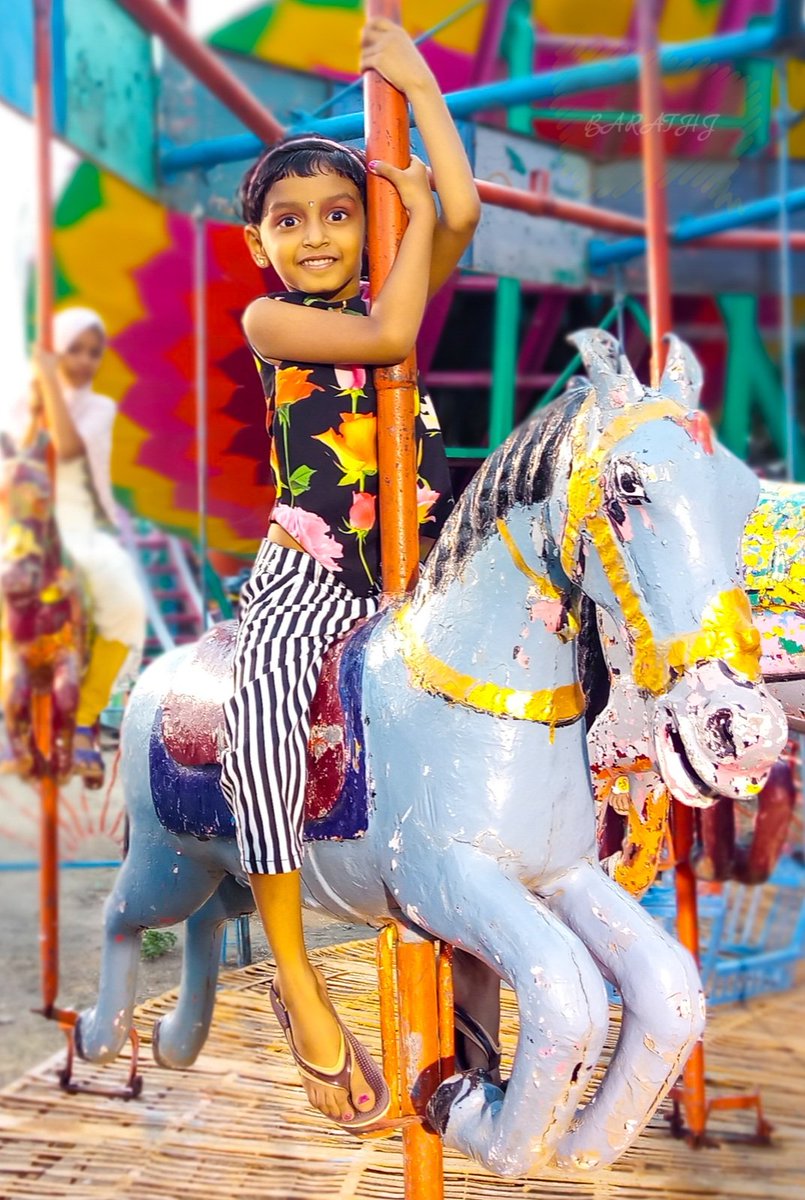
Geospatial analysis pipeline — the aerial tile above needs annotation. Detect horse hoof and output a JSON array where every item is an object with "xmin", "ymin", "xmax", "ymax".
[
  {"xmin": 426, "ymin": 1068, "xmax": 491, "ymax": 1136},
  {"xmin": 151, "ymin": 1017, "xmax": 199, "ymax": 1070},
  {"xmin": 73, "ymin": 1013, "xmax": 87, "ymax": 1061},
  {"xmin": 151, "ymin": 1017, "xmax": 168, "ymax": 1068}
]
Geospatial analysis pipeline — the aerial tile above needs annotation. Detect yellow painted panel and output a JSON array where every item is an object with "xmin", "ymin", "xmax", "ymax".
[
  {"xmin": 403, "ymin": 0, "xmax": 483, "ymax": 54},
  {"xmin": 256, "ymin": 4, "xmax": 364, "ymax": 74},
  {"xmin": 535, "ymin": 0, "xmax": 633, "ymax": 38}
]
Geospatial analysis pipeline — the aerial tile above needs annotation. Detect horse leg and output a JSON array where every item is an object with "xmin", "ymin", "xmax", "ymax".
[
  {"xmin": 542, "ymin": 858, "xmax": 705, "ymax": 1169},
  {"xmin": 2, "ymin": 661, "xmax": 33, "ymax": 776},
  {"xmin": 75, "ymin": 849, "xmax": 224, "ymax": 1064},
  {"xmin": 152, "ymin": 875, "xmax": 255, "ymax": 1069},
  {"xmin": 397, "ymin": 846, "xmax": 609, "ymax": 1178},
  {"xmin": 51, "ymin": 648, "xmax": 80, "ymax": 781}
]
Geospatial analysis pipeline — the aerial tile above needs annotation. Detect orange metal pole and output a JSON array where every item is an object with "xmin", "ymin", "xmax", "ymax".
[
  {"xmin": 437, "ymin": 943, "xmax": 455, "ymax": 1081},
  {"xmin": 637, "ymin": 0, "xmax": 672, "ymax": 385},
  {"xmin": 364, "ymin": 6, "xmax": 443, "ymax": 1193},
  {"xmin": 363, "ymin": 0, "xmax": 420, "ymax": 597},
  {"xmin": 376, "ymin": 924, "xmax": 402, "ymax": 1118},
  {"xmin": 34, "ymin": 0, "xmax": 54, "ymax": 355},
  {"xmin": 397, "ymin": 933, "xmax": 444, "ymax": 1199},
  {"xmin": 670, "ymin": 805, "xmax": 707, "ymax": 1138},
  {"xmin": 638, "ymin": 2, "xmax": 706, "ymax": 1137},
  {"xmin": 33, "ymin": 0, "xmax": 59, "ymax": 1016}
]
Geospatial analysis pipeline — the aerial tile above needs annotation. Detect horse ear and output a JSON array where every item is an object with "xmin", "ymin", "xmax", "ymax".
[
  {"xmin": 567, "ymin": 328, "xmax": 643, "ymax": 407},
  {"xmin": 0, "ymin": 433, "xmax": 16, "ymax": 459},
  {"xmin": 660, "ymin": 333, "xmax": 703, "ymax": 409}
]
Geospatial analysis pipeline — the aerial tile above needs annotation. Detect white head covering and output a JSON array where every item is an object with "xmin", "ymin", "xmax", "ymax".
[
  {"xmin": 53, "ymin": 306, "xmax": 106, "ymax": 356},
  {"xmin": 51, "ymin": 306, "xmax": 118, "ymax": 527}
]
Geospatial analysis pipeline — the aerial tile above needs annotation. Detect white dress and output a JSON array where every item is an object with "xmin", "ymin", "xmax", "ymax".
[{"xmin": 55, "ymin": 456, "xmax": 146, "ymax": 687}]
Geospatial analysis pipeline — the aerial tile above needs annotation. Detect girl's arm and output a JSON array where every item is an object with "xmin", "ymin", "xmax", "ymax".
[
  {"xmin": 243, "ymin": 157, "xmax": 436, "ymax": 366},
  {"xmin": 30, "ymin": 347, "xmax": 85, "ymax": 461},
  {"xmin": 360, "ymin": 18, "xmax": 481, "ymax": 298}
]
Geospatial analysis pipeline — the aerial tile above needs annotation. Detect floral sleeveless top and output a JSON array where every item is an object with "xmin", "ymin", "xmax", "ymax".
[{"xmin": 251, "ymin": 287, "xmax": 454, "ymax": 598}]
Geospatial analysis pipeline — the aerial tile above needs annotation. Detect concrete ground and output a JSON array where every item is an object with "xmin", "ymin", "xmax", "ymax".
[{"xmin": 0, "ymin": 746, "xmax": 371, "ymax": 1087}]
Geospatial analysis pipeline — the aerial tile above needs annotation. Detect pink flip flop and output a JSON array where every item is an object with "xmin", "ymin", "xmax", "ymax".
[{"xmin": 270, "ymin": 982, "xmax": 395, "ymax": 1136}]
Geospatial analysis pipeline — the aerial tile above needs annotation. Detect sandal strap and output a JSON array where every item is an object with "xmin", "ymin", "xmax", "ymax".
[{"xmin": 270, "ymin": 985, "xmax": 352, "ymax": 1090}]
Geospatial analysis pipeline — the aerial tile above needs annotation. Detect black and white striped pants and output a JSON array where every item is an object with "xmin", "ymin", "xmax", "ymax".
[{"xmin": 220, "ymin": 542, "xmax": 378, "ymax": 875}]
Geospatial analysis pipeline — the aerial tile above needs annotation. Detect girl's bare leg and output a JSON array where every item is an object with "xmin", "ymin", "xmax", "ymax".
[{"xmin": 250, "ymin": 870, "xmax": 376, "ymax": 1122}]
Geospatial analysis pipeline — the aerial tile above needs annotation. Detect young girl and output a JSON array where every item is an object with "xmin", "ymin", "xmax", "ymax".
[
  {"xmin": 26, "ymin": 308, "xmax": 147, "ymax": 785},
  {"xmin": 220, "ymin": 17, "xmax": 480, "ymax": 1132}
]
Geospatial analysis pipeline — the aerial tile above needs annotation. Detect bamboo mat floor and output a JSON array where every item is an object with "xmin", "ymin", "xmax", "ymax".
[{"xmin": 0, "ymin": 939, "xmax": 803, "ymax": 1199}]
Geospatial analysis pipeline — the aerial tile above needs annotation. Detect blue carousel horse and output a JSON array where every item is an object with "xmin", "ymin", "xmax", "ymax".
[{"xmin": 76, "ymin": 330, "xmax": 787, "ymax": 1179}]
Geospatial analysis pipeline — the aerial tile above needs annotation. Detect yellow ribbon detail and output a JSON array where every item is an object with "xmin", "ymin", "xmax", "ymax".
[
  {"xmin": 395, "ymin": 605, "xmax": 585, "ymax": 726},
  {"xmin": 496, "ymin": 518, "xmax": 579, "ymax": 640},
  {"xmin": 559, "ymin": 395, "xmax": 760, "ymax": 694}
]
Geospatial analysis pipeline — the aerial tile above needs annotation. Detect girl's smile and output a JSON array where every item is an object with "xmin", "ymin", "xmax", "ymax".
[{"xmin": 247, "ymin": 171, "xmax": 366, "ymax": 301}]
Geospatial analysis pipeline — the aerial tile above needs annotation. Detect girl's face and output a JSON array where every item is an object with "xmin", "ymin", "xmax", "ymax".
[
  {"xmin": 245, "ymin": 169, "xmax": 365, "ymax": 301},
  {"xmin": 59, "ymin": 326, "xmax": 105, "ymax": 389}
]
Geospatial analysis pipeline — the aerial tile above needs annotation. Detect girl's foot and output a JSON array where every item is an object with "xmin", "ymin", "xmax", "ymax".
[{"xmin": 273, "ymin": 967, "xmax": 378, "ymax": 1124}]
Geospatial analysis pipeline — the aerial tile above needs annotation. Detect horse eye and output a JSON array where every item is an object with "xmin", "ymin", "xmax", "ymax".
[{"xmin": 613, "ymin": 461, "xmax": 647, "ymax": 505}]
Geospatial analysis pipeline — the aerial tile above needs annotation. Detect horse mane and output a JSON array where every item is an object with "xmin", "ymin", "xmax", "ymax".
[
  {"xmin": 420, "ymin": 384, "xmax": 612, "ymax": 722},
  {"xmin": 422, "ymin": 384, "xmax": 589, "ymax": 589}
]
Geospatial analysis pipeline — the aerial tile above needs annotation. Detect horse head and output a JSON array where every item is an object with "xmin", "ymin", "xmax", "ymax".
[
  {"xmin": 0, "ymin": 431, "xmax": 54, "ymax": 607},
  {"xmin": 555, "ymin": 328, "xmax": 786, "ymax": 807}
]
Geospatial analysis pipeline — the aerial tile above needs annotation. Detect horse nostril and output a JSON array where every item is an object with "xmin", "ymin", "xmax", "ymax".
[{"xmin": 704, "ymin": 708, "xmax": 738, "ymax": 759}]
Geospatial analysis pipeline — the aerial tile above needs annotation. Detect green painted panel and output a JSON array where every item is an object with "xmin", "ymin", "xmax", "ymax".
[
  {"xmin": 209, "ymin": 5, "xmax": 276, "ymax": 53},
  {"xmin": 63, "ymin": 0, "xmax": 157, "ymax": 193},
  {"xmin": 55, "ymin": 161, "xmax": 105, "ymax": 228}
]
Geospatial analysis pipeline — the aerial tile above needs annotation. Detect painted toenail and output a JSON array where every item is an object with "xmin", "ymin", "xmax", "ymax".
[
  {"xmin": 343, "ymin": 1111, "xmax": 354, "ymax": 1121},
  {"xmin": 358, "ymin": 1094, "xmax": 370, "ymax": 1105}
]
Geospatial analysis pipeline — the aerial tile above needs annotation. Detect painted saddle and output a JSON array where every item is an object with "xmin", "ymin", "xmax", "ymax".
[{"xmin": 150, "ymin": 616, "xmax": 380, "ymax": 843}]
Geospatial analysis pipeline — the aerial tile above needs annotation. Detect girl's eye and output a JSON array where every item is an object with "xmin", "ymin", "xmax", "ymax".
[
  {"xmin": 277, "ymin": 215, "xmax": 298, "ymax": 229},
  {"xmin": 329, "ymin": 209, "xmax": 349, "ymax": 222}
]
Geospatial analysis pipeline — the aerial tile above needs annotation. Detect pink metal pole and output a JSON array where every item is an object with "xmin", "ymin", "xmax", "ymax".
[{"xmin": 638, "ymin": 0, "xmax": 672, "ymax": 384}]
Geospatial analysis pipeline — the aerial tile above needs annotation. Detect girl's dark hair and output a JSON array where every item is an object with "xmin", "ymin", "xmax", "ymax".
[{"xmin": 240, "ymin": 134, "xmax": 367, "ymax": 224}]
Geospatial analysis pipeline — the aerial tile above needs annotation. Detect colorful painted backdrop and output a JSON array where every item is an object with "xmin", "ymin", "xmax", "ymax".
[{"xmin": 54, "ymin": 163, "xmax": 272, "ymax": 556}]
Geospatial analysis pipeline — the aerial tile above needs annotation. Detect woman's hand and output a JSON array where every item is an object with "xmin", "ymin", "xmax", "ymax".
[
  {"xmin": 28, "ymin": 379, "xmax": 45, "ymax": 417},
  {"xmin": 367, "ymin": 156, "xmax": 436, "ymax": 224},
  {"xmin": 360, "ymin": 16, "xmax": 432, "ymax": 96},
  {"xmin": 31, "ymin": 344, "xmax": 59, "ymax": 383}
]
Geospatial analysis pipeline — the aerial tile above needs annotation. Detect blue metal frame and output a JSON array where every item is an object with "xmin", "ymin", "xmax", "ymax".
[
  {"xmin": 590, "ymin": 186, "xmax": 805, "ymax": 270},
  {"xmin": 160, "ymin": 21, "xmax": 781, "ymax": 176}
]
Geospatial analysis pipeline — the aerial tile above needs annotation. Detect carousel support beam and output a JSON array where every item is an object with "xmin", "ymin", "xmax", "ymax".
[
  {"xmin": 364, "ymin": 0, "xmax": 419, "ymax": 598},
  {"xmin": 489, "ymin": 0, "xmax": 533, "ymax": 450},
  {"xmin": 396, "ymin": 930, "xmax": 444, "ymax": 1199},
  {"xmin": 777, "ymin": 61, "xmax": 797, "ymax": 480},
  {"xmin": 638, "ymin": 0, "xmax": 672, "ymax": 384},
  {"xmin": 591, "ymin": 186, "xmax": 805, "ymax": 268},
  {"xmin": 416, "ymin": 0, "xmax": 510, "ymax": 375},
  {"xmin": 33, "ymin": 0, "xmax": 59, "ymax": 1018},
  {"xmin": 312, "ymin": 22, "xmax": 779, "ymax": 140},
  {"xmin": 116, "ymin": 0, "xmax": 285, "ymax": 147},
  {"xmin": 161, "ymin": 22, "xmax": 780, "ymax": 173},
  {"xmin": 364, "ymin": 2, "xmax": 443, "ymax": 1195},
  {"xmin": 638, "ymin": 0, "xmax": 705, "ymax": 1140}
]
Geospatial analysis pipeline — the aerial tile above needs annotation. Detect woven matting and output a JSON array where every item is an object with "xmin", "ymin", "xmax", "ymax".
[{"xmin": 0, "ymin": 939, "xmax": 803, "ymax": 1198}]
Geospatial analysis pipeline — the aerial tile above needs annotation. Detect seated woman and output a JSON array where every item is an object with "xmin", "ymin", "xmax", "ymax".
[{"xmin": 24, "ymin": 307, "xmax": 147, "ymax": 785}]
